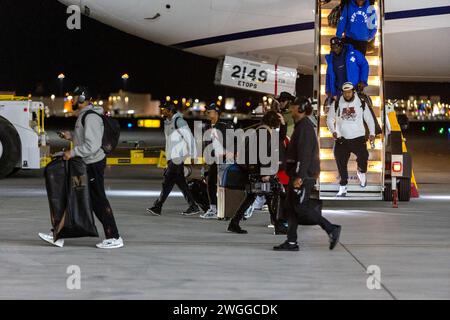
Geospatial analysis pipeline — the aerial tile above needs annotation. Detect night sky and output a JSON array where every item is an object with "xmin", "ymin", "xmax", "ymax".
[
  {"xmin": 0, "ymin": 0, "xmax": 242, "ymax": 101},
  {"xmin": 1, "ymin": 0, "xmax": 449, "ymax": 102}
]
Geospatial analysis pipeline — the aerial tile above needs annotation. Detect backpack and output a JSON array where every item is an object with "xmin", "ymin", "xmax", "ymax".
[
  {"xmin": 328, "ymin": 0, "xmax": 349, "ymax": 27},
  {"xmin": 334, "ymin": 93, "xmax": 383, "ymax": 136},
  {"xmin": 81, "ymin": 111, "xmax": 121, "ymax": 154}
]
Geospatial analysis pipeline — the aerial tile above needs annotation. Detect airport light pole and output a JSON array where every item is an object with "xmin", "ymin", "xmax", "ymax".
[
  {"xmin": 57, "ymin": 73, "xmax": 65, "ymax": 97},
  {"xmin": 122, "ymin": 73, "xmax": 129, "ymax": 91}
]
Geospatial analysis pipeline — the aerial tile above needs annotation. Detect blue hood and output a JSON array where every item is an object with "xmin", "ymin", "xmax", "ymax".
[{"xmin": 336, "ymin": 0, "xmax": 377, "ymax": 41}]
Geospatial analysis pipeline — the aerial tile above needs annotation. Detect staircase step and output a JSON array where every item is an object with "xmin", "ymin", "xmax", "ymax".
[
  {"xmin": 321, "ymin": 160, "xmax": 382, "ymax": 172},
  {"xmin": 320, "ymin": 148, "xmax": 382, "ymax": 161},
  {"xmin": 320, "ymin": 192, "xmax": 383, "ymax": 201},
  {"xmin": 320, "ymin": 171, "xmax": 383, "ymax": 184},
  {"xmin": 319, "ymin": 136, "xmax": 383, "ymax": 150},
  {"xmin": 320, "ymin": 184, "xmax": 383, "ymax": 192}
]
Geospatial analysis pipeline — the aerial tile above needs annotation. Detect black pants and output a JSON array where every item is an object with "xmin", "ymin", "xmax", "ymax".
[
  {"xmin": 231, "ymin": 191, "xmax": 256, "ymax": 224},
  {"xmin": 344, "ymin": 37, "xmax": 368, "ymax": 56},
  {"xmin": 86, "ymin": 158, "xmax": 120, "ymax": 239},
  {"xmin": 334, "ymin": 136, "xmax": 369, "ymax": 186},
  {"xmin": 207, "ymin": 163, "xmax": 218, "ymax": 206},
  {"xmin": 154, "ymin": 160, "xmax": 196, "ymax": 208},
  {"xmin": 231, "ymin": 189, "xmax": 285, "ymax": 231},
  {"xmin": 285, "ymin": 181, "xmax": 334, "ymax": 243}
]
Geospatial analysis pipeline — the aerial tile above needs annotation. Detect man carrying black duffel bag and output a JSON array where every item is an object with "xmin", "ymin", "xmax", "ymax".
[
  {"xmin": 39, "ymin": 86, "xmax": 123, "ymax": 249},
  {"xmin": 273, "ymin": 97, "xmax": 341, "ymax": 252}
]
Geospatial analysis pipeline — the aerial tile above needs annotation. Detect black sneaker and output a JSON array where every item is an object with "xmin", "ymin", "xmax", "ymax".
[
  {"xmin": 273, "ymin": 241, "xmax": 299, "ymax": 251},
  {"xmin": 274, "ymin": 223, "xmax": 288, "ymax": 235},
  {"xmin": 227, "ymin": 221, "xmax": 248, "ymax": 234},
  {"xmin": 146, "ymin": 206, "xmax": 162, "ymax": 216},
  {"xmin": 329, "ymin": 225, "xmax": 342, "ymax": 250},
  {"xmin": 182, "ymin": 205, "xmax": 201, "ymax": 216}
]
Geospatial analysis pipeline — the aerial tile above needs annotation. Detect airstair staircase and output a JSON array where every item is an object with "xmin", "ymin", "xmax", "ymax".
[{"xmin": 314, "ymin": 0, "xmax": 386, "ymax": 200}]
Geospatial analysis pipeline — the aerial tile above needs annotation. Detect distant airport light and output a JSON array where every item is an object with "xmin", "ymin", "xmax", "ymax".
[
  {"xmin": 99, "ymin": 100, "xmax": 104, "ymax": 106},
  {"xmin": 50, "ymin": 94, "xmax": 56, "ymax": 101},
  {"xmin": 127, "ymin": 110, "xmax": 135, "ymax": 115},
  {"xmin": 182, "ymin": 98, "xmax": 186, "ymax": 103},
  {"xmin": 121, "ymin": 73, "xmax": 129, "ymax": 80},
  {"xmin": 186, "ymin": 102, "xmax": 191, "ymax": 107},
  {"xmin": 173, "ymin": 100, "xmax": 179, "ymax": 105},
  {"xmin": 137, "ymin": 119, "xmax": 160, "ymax": 128},
  {"xmin": 246, "ymin": 102, "xmax": 251, "ymax": 107},
  {"xmin": 218, "ymin": 96, "xmax": 223, "ymax": 101},
  {"xmin": 439, "ymin": 127, "xmax": 444, "ymax": 135},
  {"xmin": 127, "ymin": 123, "xmax": 133, "ymax": 128},
  {"xmin": 57, "ymin": 73, "xmax": 65, "ymax": 79},
  {"xmin": 194, "ymin": 99, "xmax": 199, "ymax": 103},
  {"xmin": 421, "ymin": 126, "xmax": 426, "ymax": 132},
  {"xmin": 166, "ymin": 96, "xmax": 171, "ymax": 101}
]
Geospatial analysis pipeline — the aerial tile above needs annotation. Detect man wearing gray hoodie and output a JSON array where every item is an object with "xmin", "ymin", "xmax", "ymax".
[
  {"xmin": 147, "ymin": 102, "xmax": 201, "ymax": 216},
  {"xmin": 38, "ymin": 86, "xmax": 123, "ymax": 249}
]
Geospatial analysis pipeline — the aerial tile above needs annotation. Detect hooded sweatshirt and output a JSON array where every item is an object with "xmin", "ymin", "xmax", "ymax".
[
  {"xmin": 70, "ymin": 104, "xmax": 105, "ymax": 164},
  {"xmin": 164, "ymin": 112, "xmax": 197, "ymax": 164},
  {"xmin": 336, "ymin": 0, "xmax": 378, "ymax": 41},
  {"xmin": 327, "ymin": 94, "xmax": 375, "ymax": 140}
]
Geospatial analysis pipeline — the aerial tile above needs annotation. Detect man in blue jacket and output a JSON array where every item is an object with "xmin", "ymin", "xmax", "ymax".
[
  {"xmin": 336, "ymin": 0, "xmax": 377, "ymax": 55},
  {"xmin": 325, "ymin": 37, "xmax": 369, "ymax": 99}
]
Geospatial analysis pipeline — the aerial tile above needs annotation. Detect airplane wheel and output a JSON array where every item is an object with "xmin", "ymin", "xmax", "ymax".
[
  {"xmin": 398, "ymin": 177, "xmax": 411, "ymax": 202},
  {"xmin": 0, "ymin": 117, "xmax": 21, "ymax": 179}
]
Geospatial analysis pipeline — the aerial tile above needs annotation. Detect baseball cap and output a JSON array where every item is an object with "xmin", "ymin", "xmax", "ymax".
[
  {"xmin": 342, "ymin": 82, "xmax": 354, "ymax": 91},
  {"xmin": 160, "ymin": 102, "xmax": 177, "ymax": 112},
  {"xmin": 278, "ymin": 91, "xmax": 296, "ymax": 102},
  {"xmin": 206, "ymin": 103, "xmax": 221, "ymax": 114},
  {"xmin": 330, "ymin": 37, "xmax": 343, "ymax": 46}
]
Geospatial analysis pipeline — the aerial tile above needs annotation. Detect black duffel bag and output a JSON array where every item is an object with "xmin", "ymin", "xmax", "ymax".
[
  {"xmin": 45, "ymin": 157, "xmax": 98, "ymax": 241},
  {"xmin": 293, "ymin": 181, "xmax": 323, "ymax": 225},
  {"xmin": 188, "ymin": 178, "xmax": 210, "ymax": 212}
]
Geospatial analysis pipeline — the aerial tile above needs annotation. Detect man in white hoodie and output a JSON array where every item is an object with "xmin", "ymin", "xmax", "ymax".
[
  {"xmin": 327, "ymin": 82, "xmax": 375, "ymax": 197},
  {"xmin": 147, "ymin": 102, "xmax": 200, "ymax": 216}
]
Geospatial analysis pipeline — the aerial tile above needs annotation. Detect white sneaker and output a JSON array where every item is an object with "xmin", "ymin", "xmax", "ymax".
[
  {"xmin": 336, "ymin": 185, "xmax": 347, "ymax": 197},
  {"xmin": 96, "ymin": 237, "xmax": 124, "ymax": 249},
  {"xmin": 357, "ymin": 171, "xmax": 367, "ymax": 187},
  {"xmin": 244, "ymin": 204, "xmax": 255, "ymax": 219},
  {"xmin": 200, "ymin": 208, "xmax": 218, "ymax": 219},
  {"xmin": 253, "ymin": 196, "xmax": 266, "ymax": 210},
  {"xmin": 38, "ymin": 232, "xmax": 64, "ymax": 248}
]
